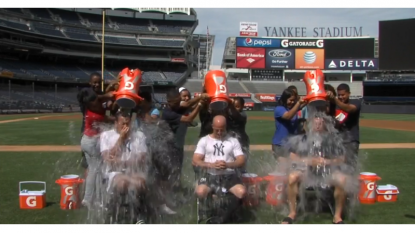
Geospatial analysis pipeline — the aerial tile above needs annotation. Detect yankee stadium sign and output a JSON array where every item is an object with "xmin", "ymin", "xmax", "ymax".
[{"xmin": 264, "ymin": 27, "xmax": 363, "ymax": 38}]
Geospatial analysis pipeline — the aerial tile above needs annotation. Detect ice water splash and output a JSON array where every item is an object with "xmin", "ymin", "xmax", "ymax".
[{"xmin": 275, "ymin": 106, "xmax": 361, "ymax": 220}]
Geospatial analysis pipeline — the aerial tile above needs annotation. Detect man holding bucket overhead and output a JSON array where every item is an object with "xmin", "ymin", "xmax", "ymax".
[{"xmin": 192, "ymin": 115, "xmax": 247, "ymax": 224}]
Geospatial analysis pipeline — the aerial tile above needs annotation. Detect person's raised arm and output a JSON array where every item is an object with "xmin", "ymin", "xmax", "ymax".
[
  {"xmin": 280, "ymin": 99, "xmax": 305, "ymax": 120},
  {"xmin": 327, "ymin": 91, "xmax": 360, "ymax": 114},
  {"xmin": 164, "ymin": 102, "xmax": 202, "ymax": 124},
  {"xmin": 180, "ymin": 93, "xmax": 208, "ymax": 109}
]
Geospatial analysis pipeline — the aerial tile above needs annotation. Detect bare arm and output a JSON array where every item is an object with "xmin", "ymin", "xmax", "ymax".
[
  {"xmin": 180, "ymin": 103, "xmax": 202, "ymax": 123},
  {"xmin": 192, "ymin": 153, "xmax": 212, "ymax": 169},
  {"xmin": 325, "ymin": 155, "xmax": 345, "ymax": 166},
  {"xmin": 333, "ymin": 98, "xmax": 357, "ymax": 113},
  {"xmin": 281, "ymin": 101, "xmax": 302, "ymax": 120},
  {"xmin": 225, "ymin": 155, "xmax": 246, "ymax": 169}
]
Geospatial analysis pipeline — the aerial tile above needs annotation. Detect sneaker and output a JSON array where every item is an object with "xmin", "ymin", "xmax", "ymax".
[{"xmin": 159, "ymin": 204, "xmax": 177, "ymax": 215}]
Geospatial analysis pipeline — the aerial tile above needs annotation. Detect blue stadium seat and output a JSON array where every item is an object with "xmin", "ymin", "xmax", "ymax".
[
  {"xmin": 32, "ymin": 22, "xmax": 65, "ymax": 38},
  {"xmin": 152, "ymin": 20, "xmax": 193, "ymax": 33}
]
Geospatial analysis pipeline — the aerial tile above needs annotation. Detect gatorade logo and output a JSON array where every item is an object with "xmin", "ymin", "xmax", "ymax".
[
  {"xmin": 367, "ymin": 182, "xmax": 375, "ymax": 191},
  {"xmin": 26, "ymin": 196, "xmax": 37, "ymax": 207},
  {"xmin": 384, "ymin": 190, "xmax": 393, "ymax": 200},
  {"xmin": 65, "ymin": 186, "xmax": 73, "ymax": 196},
  {"xmin": 275, "ymin": 183, "xmax": 284, "ymax": 192}
]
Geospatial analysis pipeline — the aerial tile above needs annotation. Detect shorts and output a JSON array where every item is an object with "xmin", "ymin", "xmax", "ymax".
[
  {"xmin": 198, "ymin": 173, "xmax": 242, "ymax": 192},
  {"xmin": 272, "ymin": 144, "xmax": 286, "ymax": 160}
]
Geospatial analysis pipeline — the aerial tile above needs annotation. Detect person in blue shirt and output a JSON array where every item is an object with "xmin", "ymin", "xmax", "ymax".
[{"xmin": 272, "ymin": 88, "xmax": 306, "ymax": 169}]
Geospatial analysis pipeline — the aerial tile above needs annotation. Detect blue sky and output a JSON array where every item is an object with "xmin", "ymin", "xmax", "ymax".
[{"xmin": 193, "ymin": 8, "xmax": 415, "ymax": 66}]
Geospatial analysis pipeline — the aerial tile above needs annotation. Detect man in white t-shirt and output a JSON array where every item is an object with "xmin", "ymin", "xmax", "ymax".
[
  {"xmin": 192, "ymin": 115, "xmax": 246, "ymax": 224},
  {"xmin": 100, "ymin": 111, "xmax": 148, "ymax": 196}
]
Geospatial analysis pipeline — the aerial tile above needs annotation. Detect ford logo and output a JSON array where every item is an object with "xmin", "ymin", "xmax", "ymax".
[{"xmin": 268, "ymin": 49, "xmax": 291, "ymax": 58}]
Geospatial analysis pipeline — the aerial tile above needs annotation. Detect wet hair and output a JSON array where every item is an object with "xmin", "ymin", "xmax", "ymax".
[
  {"xmin": 115, "ymin": 109, "xmax": 131, "ymax": 120},
  {"xmin": 166, "ymin": 89, "xmax": 180, "ymax": 102},
  {"xmin": 277, "ymin": 88, "xmax": 296, "ymax": 108},
  {"xmin": 337, "ymin": 83, "xmax": 350, "ymax": 93},
  {"xmin": 233, "ymin": 97, "xmax": 245, "ymax": 106}
]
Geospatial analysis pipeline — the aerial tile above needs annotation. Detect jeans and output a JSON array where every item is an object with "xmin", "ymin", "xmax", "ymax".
[{"xmin": 80, "ymin": 134, "xmax": 101, "ymax": 204}]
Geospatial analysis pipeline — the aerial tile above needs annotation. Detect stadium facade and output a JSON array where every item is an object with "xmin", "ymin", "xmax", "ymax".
[{"xmin": 0, "ymin": 8, "xmax": 215, "ymax": 113}]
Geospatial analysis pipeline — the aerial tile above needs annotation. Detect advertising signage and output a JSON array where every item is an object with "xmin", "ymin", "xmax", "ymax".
[
  {"xmin": 325, "ymin": 58, "xmax": 379, "ymax": 70},
  {"xmin": 295, "ymin": 49, "xmax": 325, "ymax": 69},
  {"xmin": 265, "ymin": 48, "xmax": 295, "ymax": 69},
  {"xmin": 240, "ymin": 22, "xmax": 258, "ymax": 37},
  {"xmin": 236, "ymin": 37, "xmax": 281, "ymax": 48},
  {"xmin": 236, "ymin": 47, "xmax": 266, "ymax": 69},
  {"xmin": 281, "ymin": 39, "xmax": 324, "ymax": 48}
]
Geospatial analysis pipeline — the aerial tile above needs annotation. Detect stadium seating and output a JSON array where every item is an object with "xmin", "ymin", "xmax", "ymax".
[
  {"xmin": 152, "ymin": 20, "xmax": 193, "ymax": 33},
  {"xmin": 0, "ymin": 18, "xmax": 30, "ymax": 32},
  {"xmin": 48, "ymin": 9, "xmax": 82, "ymax": 25},
  {"xmin": 97, "ymin": 35, "xmax": 138, "ymax": 45},
  {"xmin": 139, "ymin": 39, "xmax": 184, "ymax": 47},
  {"xmin": 65, "ymin": 27, "xmax": 97, "ymax": 41},
  {"xmin": 154, "ymin": 93, "xmax": 167, "ymax": 103},
  {"xmin": 28, "ymin": 8, "xmax": 53, "ymax": 21},
  {"xmin": 113, "ymin": 17, "xmax": 150, "ymax": 31},
  {"xmin": 32, "ymin": 22, "xmax": 65, "ymax": 38}
]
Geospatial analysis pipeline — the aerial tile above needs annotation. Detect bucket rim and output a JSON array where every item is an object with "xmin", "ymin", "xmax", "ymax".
[
  {"xmin": 360, "ymin": 172, "xmax": 377, "ymax": 176},
  {"xmin": 242, "ymin": 173, "xmax": 258, "ymax": 178},
  {"xmin": 60, "ymin": 174, "xmax": 80, "ymax": 179},
  {"xmin": 268, "ymin": 172, "xmax": 286, "ymax": 177}
]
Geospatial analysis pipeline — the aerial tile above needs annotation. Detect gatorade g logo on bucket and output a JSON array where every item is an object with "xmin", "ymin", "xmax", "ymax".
[
  {"xmin": 275, "ymin": 183, "xmax": 284, "ymax": 192},
  {"xmin": 65, "ymin": 186, "xmax": 73, "ymax": 196},
  {"xmin": 114, "ymin": 67, "xmax": 144, "ymax": 109},
  {"xmin": 248, "ymin": 185, "xmax": 256, "ymax": 195},
  {"xmin": 367, "ymin": 182, "xmax": 375, "ymax": 191},
  {"xmin": 26, "ymin": 196, "xmax": 36, "ymax": 207},
  {"xmin": 204, "ymin": 70, "xmax": 230, "ymax": 111}
]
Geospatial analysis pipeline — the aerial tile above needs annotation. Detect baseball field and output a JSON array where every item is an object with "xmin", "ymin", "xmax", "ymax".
[{"xmin": 0, "ymin": 112, "xmax": 414, "ymax": 224}]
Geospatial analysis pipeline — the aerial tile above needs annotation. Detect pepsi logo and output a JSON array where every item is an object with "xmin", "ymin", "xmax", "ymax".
[{"xmin": 244, "ymin": 38, "xmax": 253, "ymax": 46}]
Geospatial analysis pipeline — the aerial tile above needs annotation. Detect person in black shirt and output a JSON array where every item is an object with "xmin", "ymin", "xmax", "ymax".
[
  {"xmin": 326, "ymin": 83, "xmax": 361, "ymax": 156},
  {"xmin": 161, "ymin": 89, "xmax": 205, "ymax": 189}
]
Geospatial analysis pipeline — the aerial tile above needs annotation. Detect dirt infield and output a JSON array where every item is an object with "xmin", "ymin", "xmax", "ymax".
[
  {"xmin": 248, "ymin": 116, "xmax": 415, "ymax": 132},
  {"xmin": 1, "ymin": 143, "xmax": 415, "ymax": 152},
  {"xmin": 0, "ymin": 114, "xmax": 69, "ymax": 124}
]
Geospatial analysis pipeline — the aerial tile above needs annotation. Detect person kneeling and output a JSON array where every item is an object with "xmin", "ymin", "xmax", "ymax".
[
  {"xmin": 283, "ymin": 116, "xmax": 349, "ymax": 224},
  {"xmin": 192, "ymin": 115, "xmax": 246, "ymax": 224},
  {"xmin": 100, "ymin": 112, "xmax": 148, "ymax": 222}
]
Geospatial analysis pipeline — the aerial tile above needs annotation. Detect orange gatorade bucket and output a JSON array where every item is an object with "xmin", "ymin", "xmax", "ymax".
[
  {"xmin": 376, "ymin": 184, "xmax": 399, "ymax": 203},
  {"xmin": 19, "ymin": 181, "xmax": 47, "ymax": 209},
  {"xmin": 114, "ymin": 67, "xmax": 144, "ymax": 109},
  {"xmin": 56, "ymin": 174, "xmax": 84, "ymax": 210},
  {"xmin": 358, "ymin": 172, "xmax": 381, "ymax": 204},
  {"xmin": 203, "ymin": 70, "xmax": 231, "ymax": 111},
  {"xmin": 241, "ymin": 173, "xmax": 262, "ymax": 207},
  {"xmin": 303, "ymin": 69, "xmax": 326, "ymax": 107},
  {"xmin": 263, "ymin": 172, "xmax": 287, "ymax": 206}
]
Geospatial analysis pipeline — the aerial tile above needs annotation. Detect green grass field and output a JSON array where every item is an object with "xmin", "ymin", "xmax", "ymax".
[{"xmin": 0, "ymin": 112, "xmax": 414, "ymax": 224}]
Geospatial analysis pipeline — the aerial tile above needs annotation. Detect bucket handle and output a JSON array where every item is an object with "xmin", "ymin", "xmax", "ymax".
[{"xmin": 19, "ymin": 181, "xmax": 46, "ymax": 193}]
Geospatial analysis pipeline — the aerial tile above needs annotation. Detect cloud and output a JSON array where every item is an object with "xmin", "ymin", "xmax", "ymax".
[{"xmin": 193, "ymin": 8, "xmax": 415, "ymax": 65}]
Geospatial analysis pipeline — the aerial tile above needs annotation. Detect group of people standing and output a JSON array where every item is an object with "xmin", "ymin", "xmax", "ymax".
[{"xmin": 77, "ymin": 73, "xmax": 251, "ymax": 223}]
